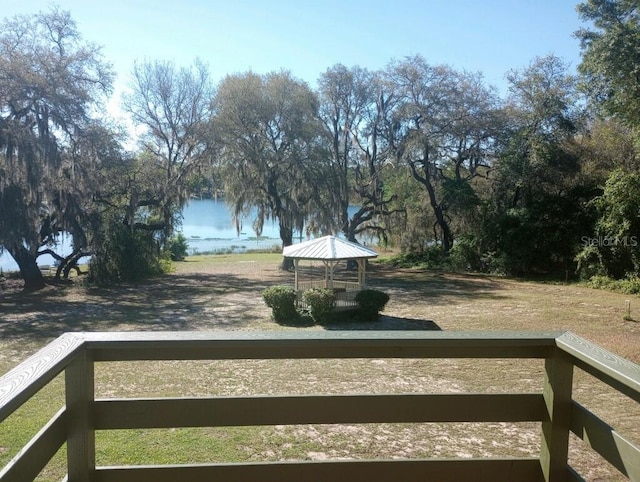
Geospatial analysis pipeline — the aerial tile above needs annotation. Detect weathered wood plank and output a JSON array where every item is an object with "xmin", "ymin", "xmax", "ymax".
[
  {"xmin": 94, "ymin": 393, "xmax": 545, "ymax": 429},
  {"xmin": 570, "ymin": 400, "xmax": 640, "ymax": 480},
  {"xmin": 94, "ymin": 458, "xmax": 544, "ymax": 482},
  {"xmin": 555, "ymin": 331, "xmax": 640, "ymax": 404},
  {"xmin": 540, "ymin": 352, "xmax": 574, "ymax": 482},
  {"xmin": 0, "ymin": 408, "xmax": 67, "ymax": 482},
  {"xmin": 83, "ymin": 330, "xmax": 561, "ymax": 361},
  {"xmin": 0, "ymin": 333, "xmax": 84, "ymax": 423}
]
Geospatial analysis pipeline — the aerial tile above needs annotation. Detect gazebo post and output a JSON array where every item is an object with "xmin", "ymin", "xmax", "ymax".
[
  {"xmin": 293, "ymin": 258, "xmax": 299, "ymax": 291},
  {"xmin": 322, "ymin": 260, "xmax": 335, "ymax": 289},
  {"xmin": 357, "ymin": 259, "xmax": 366, "ymax": 289}
]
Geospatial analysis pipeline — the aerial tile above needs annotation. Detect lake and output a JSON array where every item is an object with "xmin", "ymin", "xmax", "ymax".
[
  {"xmin": 0, "ymin": 200, "xmax": 350, "ymax": 272},
  {"xmin": 178, "ymin": 199, "xmax": 285, "ymax": 255}
]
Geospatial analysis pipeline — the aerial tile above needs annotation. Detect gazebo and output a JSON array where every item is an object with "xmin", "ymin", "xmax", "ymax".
[{"xmin": 282, "ymin": 235, "xmax": 378, "ymax": 309}]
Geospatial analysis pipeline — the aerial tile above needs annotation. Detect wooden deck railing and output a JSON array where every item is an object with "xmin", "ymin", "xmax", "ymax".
[{"xmin": 0, "ymin": 331, "xmax": 639, "ymax": 481}]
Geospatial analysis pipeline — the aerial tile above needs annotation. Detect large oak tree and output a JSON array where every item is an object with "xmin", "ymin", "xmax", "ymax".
[
  {"xmin": 122, "ymin": 58, "xmax": 215, "ymax": 240},
  {"xmin": 317, "ymin": 64, "xmax": 401, "ymax": 245},
  {"xmin": 0, "ymin": 7, "xmax": 114, "ymax": 289},
  {"xmin": 212, "ymin": 70, "xmax": 327, "ymax": 268},
  {"xmin": 385, "ymin": 56, "xmax": 500, "ymax": 253}
]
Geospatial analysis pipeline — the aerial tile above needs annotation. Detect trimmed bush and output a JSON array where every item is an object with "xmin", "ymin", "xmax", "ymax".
[
  {"xmin": 355, "ymin": 289, "xmax": 390, "ymax": 320},
  {"xmin": 302, "ymin": 288, "xmax": 335, "ymax": 323},
  {"xmin": 262, "ymin": 286, "xmax": 298, "ymax": 322}
]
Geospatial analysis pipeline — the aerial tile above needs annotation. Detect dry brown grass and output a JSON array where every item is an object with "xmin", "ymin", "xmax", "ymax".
[{"xmin": 1, "ymin": 253, "xmax": 639, "ymax": 481}]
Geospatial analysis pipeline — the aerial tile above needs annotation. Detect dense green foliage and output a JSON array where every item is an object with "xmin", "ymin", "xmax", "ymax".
[
  {"xmin": 576, "ymin": 0, "xmax": 640, "ymax": 125},
  {"xmin": 167, "ymin": 233, "xmax": 189, "ymax": 261},
  {"xmin": 354, "ymin": 289, "xmax": 390, "ymax": 320},
  {"xmin": 302, "ymin": 289, "xmax": 336, "ymax": 323},
  {"xmin": 262, "ymin": 286, "xmax": 298, "ymax": 322},
  {"xmin": 585, "ymin": 275, "xmax": 640, "ymax": 295},
  {"xmin": 2, "ymin": 2, "xmax": 640, "ymax": 290},
  {"xmin": 88, "ymin": 218, "xmax": 170, "ymax": 285},
  {"xmin": 576, "ymin": 169, "xmax": 640, "ymax": 279}
]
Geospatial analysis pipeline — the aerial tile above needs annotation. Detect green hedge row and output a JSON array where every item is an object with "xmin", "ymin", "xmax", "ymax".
[{"xmin": 261, "ymin": 286, "xmax": 389, "ymax": 323}]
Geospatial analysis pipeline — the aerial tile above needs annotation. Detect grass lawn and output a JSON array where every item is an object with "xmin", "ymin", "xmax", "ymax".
[{"xmin": 1, "ymin": 253, "xmax": 639, "ymax": 481}]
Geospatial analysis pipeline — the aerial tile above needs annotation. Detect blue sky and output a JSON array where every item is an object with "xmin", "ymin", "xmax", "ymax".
[{"xmin": 4, "ymin": 0, "xmax": 586, "ymax": 96}]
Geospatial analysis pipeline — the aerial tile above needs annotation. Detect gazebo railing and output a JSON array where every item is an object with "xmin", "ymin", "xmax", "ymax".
[
  {"xmin": 295, "ymin": 280, "xmax": 361, "ymax": 292},
  {"xmin": 0, "ymin": 331, "xmax": 639, "ymax": 481},
  {"xmin": 294, "ymin": 280, "xmax": 361, "ymax": 310}
]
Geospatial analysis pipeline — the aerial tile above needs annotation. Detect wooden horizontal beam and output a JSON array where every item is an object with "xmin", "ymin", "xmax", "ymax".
[
  {"xmin": 83, "ymin": 330, "xmax": 561, "ymax": 361},
  {"xmin": 0, "ymin": 408, "xmax": 67, "ymax": 482},
  {"xmin": 570, "ymin": 400, "xmax": 640, "ymax": 480},
  {"xmin": 94, "ymin": 458, "xmax": 545, "ymax": 482},
  {"xmin": 94, "ymin": 393, "xmax": 545, "ymax": 429}
]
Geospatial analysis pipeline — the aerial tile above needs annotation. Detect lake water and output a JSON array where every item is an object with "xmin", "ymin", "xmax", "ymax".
[
  {"xmin": 178, "ymin": 199, "xmax": 286, "ymax": 255},
  {"xmin": 0, "ymin": 199, "xmax": 343, "ymax": 272}
]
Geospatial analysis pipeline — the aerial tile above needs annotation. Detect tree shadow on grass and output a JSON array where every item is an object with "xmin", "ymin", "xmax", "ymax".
[
  {"xmin": 273, "ymin": 312, "xmax": 440, "ymax": 331},
  {"xmin": 0, "ymin": 271, "xmax": 278, "ymax": 343},
  {"xmin": 368, "ymin": 265, "xmax": 509, "ymax": 305},
  {"xmin": 320, "ymin": 314, "xmax": 441, "ymax": 331},
  {"xmin": 273, "ymin": 316, "xmax": 317, "ymax": 328},
  {"xmin": 0, "ymin": 262, "xmax": 502, "ymax": 346}
]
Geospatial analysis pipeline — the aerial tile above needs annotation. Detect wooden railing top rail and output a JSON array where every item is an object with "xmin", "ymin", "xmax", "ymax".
[
  {"xmin": 80, "ymin": 330, "xmax": 562, "ymax": 361},
  {"xmin": 555, "ymin": 331, "xmax": 640, "ymax": 403},
  {"xmin": 0, "ymin": 332, "xmax": 84, "ymax": 423}
]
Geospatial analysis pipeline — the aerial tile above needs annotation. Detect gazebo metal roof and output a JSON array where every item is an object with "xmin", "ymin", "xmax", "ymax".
[{"xmin": 282, "ymin": 235, "xmax": 378, "ymax": 261}]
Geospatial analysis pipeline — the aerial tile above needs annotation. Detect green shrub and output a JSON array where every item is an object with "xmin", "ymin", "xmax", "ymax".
[
  {"xmin": 385, "ymin": 246, "xmax": 448, "ymax": 269},
  {"xmin": 449, "ymin": 235, "xmax": 482, "ymax": 271},
  {"xmin": 586, "ymin": 275, "xmax": 640, "ymax": 295},
  {"xmin": 89, "ymin": 220, "xmax": 170, "ymax": 285},
  {"xmin": 167, "ymin": 233, "xmax": 189, "ymax": 261},
  {"xmin": 355, "ymin": 289, "xmax": 390, "ymax": 320},
  {"xmin": 262, "ymin": 286, "xmax": 298, "ymax": 322},
  {"xmin": 575, "ymin": 245, "xmax": 606, "ymax": 280},
  {"xmin": 302, "ymin": 288, "xmax": 335, "ymax": 323}
]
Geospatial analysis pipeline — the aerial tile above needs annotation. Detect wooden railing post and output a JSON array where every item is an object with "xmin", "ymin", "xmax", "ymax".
[
  {"xmin": 540, "ymin": 351, "xmax": 574, "ymax": 481},
  {"xmin": 65, "ymin": 348, "xmax": 95, "ymax": 482}
]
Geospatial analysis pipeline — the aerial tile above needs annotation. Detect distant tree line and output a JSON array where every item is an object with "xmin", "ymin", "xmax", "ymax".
[{"xmin": 1, "ymin": 0, "xmax": 639, "ymax": 290}]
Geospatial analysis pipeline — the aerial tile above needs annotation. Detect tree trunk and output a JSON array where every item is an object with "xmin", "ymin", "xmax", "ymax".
[
  {"xmin": 7, "ymin": 243, "xmax": 45, "ymax": 291},
  {"xmin": 428, "ymin": 192, "xmax": 453, "ymax": 253},
  {"xmin": 279, "ymin": 222, "xmax": 294, "ymax": 271},
  {"xmin": 409, "ymin": 161, "xmax": 454, "ymax": 253}
]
